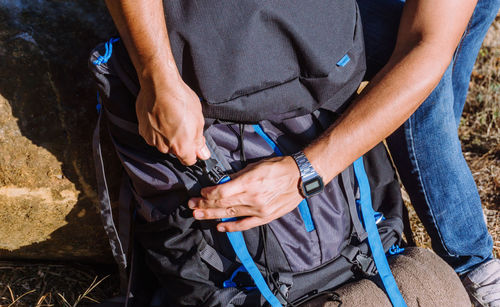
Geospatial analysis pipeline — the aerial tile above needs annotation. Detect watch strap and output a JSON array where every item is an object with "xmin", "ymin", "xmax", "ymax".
[{"xmin": 292, "ymin": 151, "xmax": 319, "ymax": 182}]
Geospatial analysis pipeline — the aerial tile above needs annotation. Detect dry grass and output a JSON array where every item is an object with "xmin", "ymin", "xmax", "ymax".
[{"xmin": 0, "ymin": 262, "xmax": 118, "ymax": 306}]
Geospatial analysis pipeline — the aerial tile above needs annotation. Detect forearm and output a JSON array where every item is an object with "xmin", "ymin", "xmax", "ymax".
[
  {"xmin": 304, "ymin": 0, "xmax": 477, "ymax": 182},
  {"xmin": 104, "ymin": 0, "xmax": 180, "ymax": 84},
  {"xmin": 305, "ymin": 43, "xmax": 451, "ymax": 181},
  {"xmin": 105, "ymin": 0, "xmax": 209, "ymax": 164}
]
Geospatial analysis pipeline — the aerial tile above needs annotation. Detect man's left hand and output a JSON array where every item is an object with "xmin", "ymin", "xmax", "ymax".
[{"xmin": 187, "ymin": 156, "xmax": 303, "ymax": 232}]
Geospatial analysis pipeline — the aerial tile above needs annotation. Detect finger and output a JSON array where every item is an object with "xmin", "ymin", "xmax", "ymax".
[
  {"xmin": 188, "ymin": 195, "xmax": 243, "ymax": 209},
  {"xmin": 216, "ymin": 216, "xmax": 268, "ymax": 232},
  {"xmin": 192, "ymin": 205, "xmax": 255, "ymax": 220},
  {"xmin": 196, "ymin": 135, "xmax": 211, "ymax": 161},
  {"xmin": 172, "ymin": 146, "xmax": 198, "ymax": 166},
  {"xmin": 200, "ymin": 179, "xmax": 243, "ymax": 200},
  {"xmin": 139, "ymin": 125, "xmax": 156, "ymax": 148},
  {"xmin": 155, "ymin": 134, "xmax": 170, "ymax": 154}
]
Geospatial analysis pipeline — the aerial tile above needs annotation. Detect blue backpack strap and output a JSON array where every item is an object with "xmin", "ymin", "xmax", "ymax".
[
  {"xmin": 353, "ymin": 156, "xmax": 407, "ymax": 307},
  {"xmin": 221, "ymin": 216, "xmax": 283, "ymax": 307},
  {"xmin": 252, "ymin": 124, "xmax": 315, "ymax": 232},
  {"xmin": 204, "ymin": 139, "xmax": 282, "ymax": 307}
]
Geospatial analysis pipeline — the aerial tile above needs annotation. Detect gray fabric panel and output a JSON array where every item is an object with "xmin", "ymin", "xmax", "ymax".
[
  {"xmin": 105, "ymin": 109, "xmax": 139, "ymax": 135},
  {"xmin": 202, "ymin": 287, "xmax": 265, "ymax": 307},
  {"xmin": 340, "ymin": 168, "xmax": 368, "ymax": 241},
  {"xmin": 256, "ymin": 119, "xmax": 352, "ymax": 271},
  {"xmin": 199, "ymin": 240, "xmax": 235, "ymax": 273},
  {"xmin": 111, "ymin": 139, "xmax": 190, "ymax": 220},
  {"xmin": 118, "ymin": 175, "xmax": 134, "ymax": 260}
]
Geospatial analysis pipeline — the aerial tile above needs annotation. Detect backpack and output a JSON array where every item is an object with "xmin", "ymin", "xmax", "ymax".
[{"xmin": 89, "ymin": 1, "xmax": 406, "ymax": 306}]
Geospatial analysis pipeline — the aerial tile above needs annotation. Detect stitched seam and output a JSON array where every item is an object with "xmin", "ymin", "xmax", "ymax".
[{"xmin": 406, "ymin": 116, "xmax": 456, "ymax": 256}]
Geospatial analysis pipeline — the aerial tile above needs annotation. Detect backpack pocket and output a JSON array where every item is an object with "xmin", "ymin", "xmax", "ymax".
[{"xmin": 164, "ymin": 0, "xmax": 366, "ymax": 122}]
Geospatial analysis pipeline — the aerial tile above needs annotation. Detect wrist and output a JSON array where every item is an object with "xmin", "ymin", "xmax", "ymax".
[
  {"xmin": 302, "ymin": 147, "xmax": 326, "ymax": 182},
  {"xmin": 291, "ymin": 151, "xmax": 324, "ymax": 198},
  {"xmin": 138, "ymin": 58, "xmax": 182, "ymax": 87}
]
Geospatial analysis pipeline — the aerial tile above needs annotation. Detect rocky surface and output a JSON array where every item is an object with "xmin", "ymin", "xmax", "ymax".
[{"xmin": 0, "ymin": 0, "xmax": 120, "ymax": 262}]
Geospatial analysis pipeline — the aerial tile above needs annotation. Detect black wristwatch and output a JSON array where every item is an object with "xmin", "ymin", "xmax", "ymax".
[{"xmin": 291, "ymin": 151, "xmax": 324, "ymax": 198}]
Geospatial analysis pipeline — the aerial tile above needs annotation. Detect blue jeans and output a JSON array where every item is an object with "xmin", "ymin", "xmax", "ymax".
[{"xmin": 356, "ymin": 0, "xmax": 499, "ymax": 274}]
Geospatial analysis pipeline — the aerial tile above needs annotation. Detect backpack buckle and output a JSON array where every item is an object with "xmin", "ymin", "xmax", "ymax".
[
  {"xmin": 272, "ymin": 272, "xmax": 293, "ymax": 305},
  {"xmin": 341, "ymin": 246, "xmax": 377, "ymax": 277},
  {"xmin": 200, "ymin": 155, "xmax": 230, "ymax": 185},
  {"xmin": 354, "ymin": 253, "xmax": 377, "ymax": 277}
]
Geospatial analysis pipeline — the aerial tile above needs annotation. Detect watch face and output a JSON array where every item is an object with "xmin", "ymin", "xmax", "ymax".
[{"xmin": 302, "ymin": 177, "xmax": 324, "ymax": 197}]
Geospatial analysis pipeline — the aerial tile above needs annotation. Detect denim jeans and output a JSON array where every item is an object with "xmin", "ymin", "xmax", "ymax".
[{"xmin": 356, "ymin": 0, "xmax": 499, "ymax": 274}]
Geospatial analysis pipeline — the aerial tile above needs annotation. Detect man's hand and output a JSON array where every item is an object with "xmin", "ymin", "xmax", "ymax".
[
  {"xmin": 105, "ymin": 0, "xmax": 210, "ymax": 165},
  {"xmin": 136, "ymin": 76, "xmax": 209, "ymax": 165},
  {"xmin": 188, "ymin": 156, "xmax": 303, "ymax": 232}
]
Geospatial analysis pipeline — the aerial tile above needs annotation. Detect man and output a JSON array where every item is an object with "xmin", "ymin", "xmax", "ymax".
[{"xmin": 104, "ymin": 0, "xmax": 499, "ymax": 305}]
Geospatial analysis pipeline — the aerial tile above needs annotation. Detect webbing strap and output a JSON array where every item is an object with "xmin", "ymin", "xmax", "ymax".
[
  {"xmin": 92, "ymin": 105, "xmax": 128, "ymax": 283},
  {"xmin": 353, "ymin": 157, "xmax": 407, "ymax": 307},
  {"xmin": 340, "ymin": 168, "xmax": 367, "ymax": 241},
  {"xmin": 221, "ymin": 218, "xmax": 282, "ymax": 307},
  {"xmin": 205, "ymin": 137, "xmax": 282, "ymax": 307},
  {"xmin": 252, "ymin": 124, "xmax": 315, "ymax": 232}
]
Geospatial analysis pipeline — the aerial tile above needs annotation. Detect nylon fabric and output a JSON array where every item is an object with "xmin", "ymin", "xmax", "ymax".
[
  {"xmin": 92, "ymin": 110, "xmax": 127, "ymax": 271},
  {"xmin": 92, "ymin": 109, "xmax": 129, "ymax": 292},
  {"xmin": 89, "ymin": 29, "xmax": 405, "ymax": 305},
  {"xmin": 224, "ymin": 229, "xmax": 282, "ymax": 307},
  {"xmin": 340, "ymin": 168, "xmax": 368, "ymax": 241}
]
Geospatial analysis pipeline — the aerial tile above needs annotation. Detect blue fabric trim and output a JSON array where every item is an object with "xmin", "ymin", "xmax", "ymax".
[
  {"xmin": 93, "ymin": 37, "xmax": 120, "ymax": 66},
  {"xmin": 252, "ymin": 124, "xmax": 283, "ymax": 156},
  {"xmin": 336, "ymin": 54, "xmax": 351, "ymax": 67},
  {"xmin": 353, "ymin": 157, "xmax": 407, "ymax": 307},
  {"xmin": 252, "ymin": 124, "xmax": 315, "ymax": 232},
  {"xmin": 297, "ymin": 199, "xmax": 315, "ymax": 232}
]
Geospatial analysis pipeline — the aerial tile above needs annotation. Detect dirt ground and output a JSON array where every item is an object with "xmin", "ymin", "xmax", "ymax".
[{"xmin": 0, "ymin": 16, "xmax": 498, "ymax": 307}]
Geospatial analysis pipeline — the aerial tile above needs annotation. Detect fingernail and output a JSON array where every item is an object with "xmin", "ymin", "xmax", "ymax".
[
  {"xmin": 187, "ymin": 200, "xmax": 195, "ymax": 209},
  {"xmin": 193, "ymin": 211, "xmax": 204, "ymax": 219},
  {"xmin": 200, "ymin": 146, "xmax": 210, "ymax": 160},
  {"xmin": 217, "ymin": 226, "xmax": 226, "ymax": 232}
]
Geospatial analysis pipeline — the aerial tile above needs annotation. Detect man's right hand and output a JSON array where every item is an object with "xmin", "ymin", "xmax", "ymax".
[
  {"xmin": 104, "ymin": 0, "xmax": 210, "ymax": 166},
  {"xmin": 136, "ymin": 75, "xmax": 210, "ymax": 166}
]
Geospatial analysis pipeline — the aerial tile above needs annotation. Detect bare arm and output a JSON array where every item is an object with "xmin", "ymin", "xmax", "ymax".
[
  {"xmin": 190, "ymin": 0, "xmax": 478, "ymax": 232},
  {"xmin": 105, "ymin": 0, "xmax": 210, "ymax": 165},
  {"xmin": 304, "ymin": 0, "xmax": 478, "ymax": 183}
]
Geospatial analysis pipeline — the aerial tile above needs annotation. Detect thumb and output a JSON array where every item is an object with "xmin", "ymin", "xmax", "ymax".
[{"xmin": 197, "ymin": 140, "xmax": 211, "ymax": 160}]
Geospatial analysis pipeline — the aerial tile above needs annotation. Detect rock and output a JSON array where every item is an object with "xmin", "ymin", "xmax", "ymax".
[
  {"xmin": 300, "ymin": 247, "xmax": 470, "ymax": 307},
  {"xmin": 0, "ymin": 1, "xmax": 120, "ymax": 262}
]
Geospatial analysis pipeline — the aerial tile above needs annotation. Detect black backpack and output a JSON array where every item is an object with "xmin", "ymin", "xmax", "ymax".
[{"xmin": 89, "ymin": 1, "xmax": 406, "ymax": 306}]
